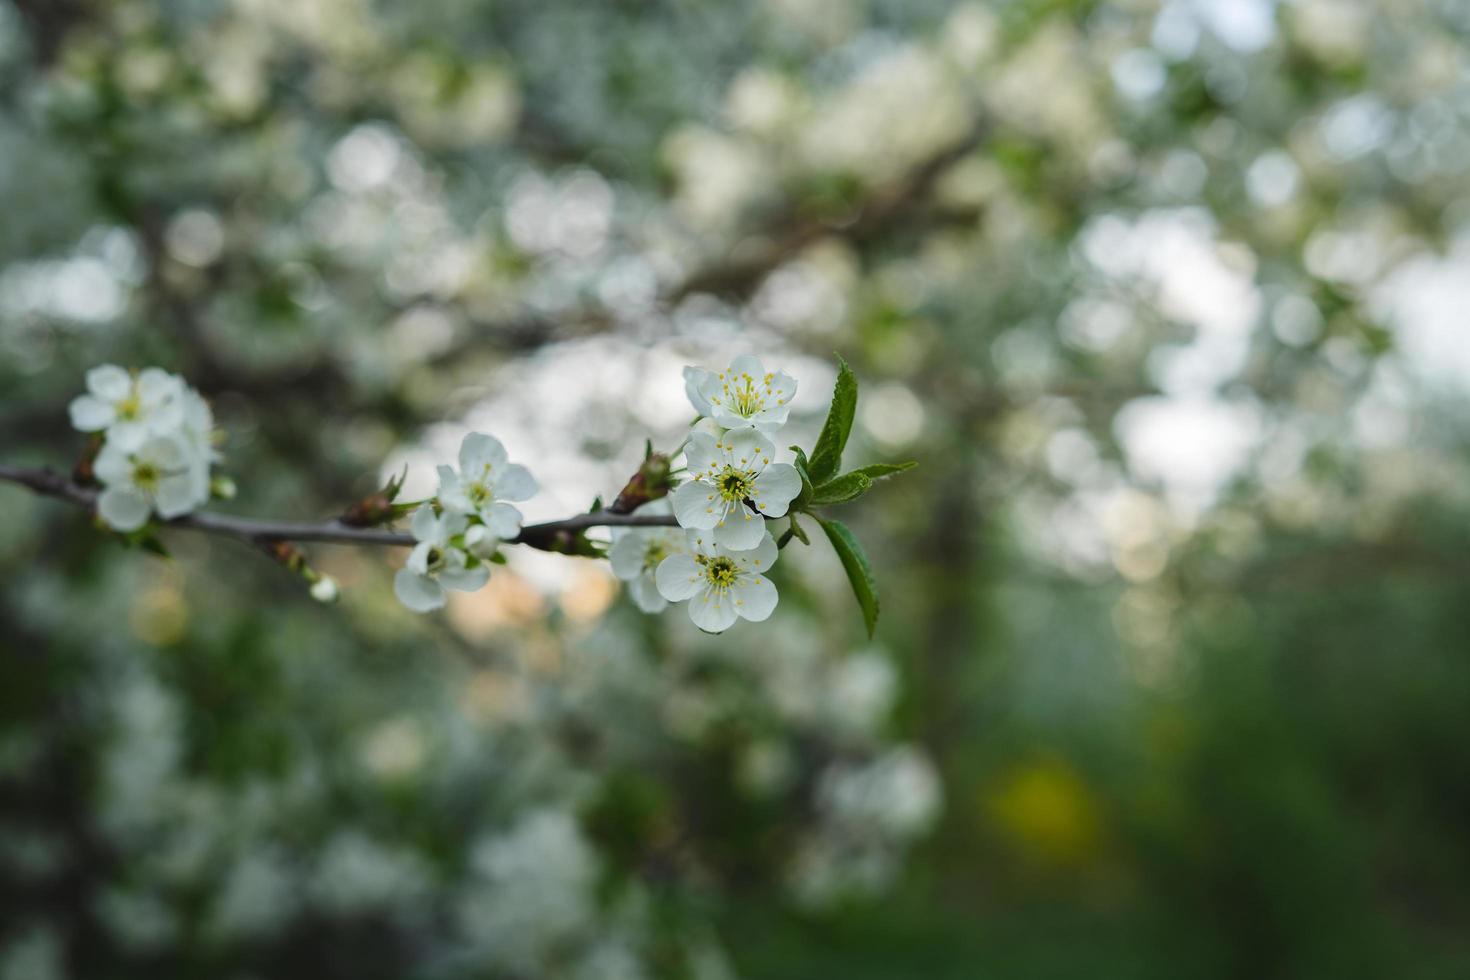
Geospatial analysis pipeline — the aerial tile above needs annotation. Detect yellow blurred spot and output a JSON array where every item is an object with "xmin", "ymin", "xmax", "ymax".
[
  {"xmin": 985, "ymin": 758, "xmax": 1103, "ymax": 868},
  {"xmin": 447, "ymin": 570, "xmax": 545, "ymax": 639},
  {"xmin": 130, "ymin": 586, "xmax": 188, "ymax": 647},
  {"xmin": 560, "ymin": 566, "xmax": 617, "ymax": 623}
]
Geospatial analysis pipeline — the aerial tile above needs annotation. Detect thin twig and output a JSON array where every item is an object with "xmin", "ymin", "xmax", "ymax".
[{"xmin": 0, "ymin": 464, "xmax": 677, "ymax": 550}]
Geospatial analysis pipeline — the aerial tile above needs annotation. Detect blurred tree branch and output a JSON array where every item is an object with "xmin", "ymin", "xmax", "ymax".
[{"xmin": 0, "ymin": 464, "xmax": 677, "ymax": 551}]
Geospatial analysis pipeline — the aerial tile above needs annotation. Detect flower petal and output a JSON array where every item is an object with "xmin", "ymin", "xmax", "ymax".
[
  {"xmin": 683, "ymin": 366, "xmax": 714, "ymax": 417},
  {"xmin": 731, "ymin": 573, "xmax": 778, "ymax": 622},
  {"xmin": 486, "ymin": 502, "xmax": 523, "ymax": 538},
  {"xmin": 655, "ymin": 553, "xmax": 702, "ymax": 601},
  {"xmin": 722, "ymin": 428, "xmax": 775, "ymax": 473},
  {"xmin": 608, "ymin": 533, "xmax": 645, "ymax": 581},
  {"xmin": 394, "ymin": 568, "xmax": 446, "ymax": 611},
  {"xmin": 492, "ymin": 463, "xmax": 537, "ymax": 502},
  {"xmin": 733, "ymin": 531, "xmax": 779, "ymax": 572},
  {"xmin": 97, "ymin": 487, "xmax": 151, "ymax": 532},
  {"xmin": 107, "ymin": 421, "xmax": 148, "ymax": 452},
  {"xmin": 438, "ymin": 559, "xmax": 490, "ymax": 593},
  {"xmin": 752, "ymin": 463, "xmax": 800, "ymax": 517},
  {"xmin": 436, "ymin": 465, "xmax": 466, "ymax": 508},
  {"xmin": 68, "ymin": 395, "xmax": 115, "ymax": 432},
  {"xmin": 714, "ymin": 506, "xmax": 766, "ymax": 551},
  {"xmin": 86, "ymin": 365, "xmax": 131, "ymax": 401},
  {"xmin": 459, "ymin": 432, "xmax": 507, "ymax": 474},
  {"xmin": 671, "ymin": 480, "xmax": 719, "ymax": 529},
  {"xmin": 629, "ymin": 574, "xmax": 668, "ymax": 614},
  {"xmin": 406, "ymin": 541, "xmax": 435, "ymax": 574},
  {"xmin": 683, "ymin": 431, "xmax": 721, "ymax": 479},
  {"xmin": 153, "ymin": 474, "xmax": 200, "ymax": 519},
  {"xmin": 727, "ymin": 354, "xmax": 765, "ymax": 379},
  {"xmin": 688, "ymin": 587, "xmax": 739, "ymax": 633},
  {"xmin": 136, "ymin": 368, "xmax": 181, "ymax": 403},
  {"xmin": 410, "ymin": 504, "xmax": 442, "ymax": 543},
  {"xmin": 92, "ymin": 445, "xmax": 132, "ymax": 486}
]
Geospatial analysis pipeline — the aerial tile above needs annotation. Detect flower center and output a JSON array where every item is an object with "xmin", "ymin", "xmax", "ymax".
[
  {"xmin": 117, "ymin": 391, "xmax": 142, "ymax": 421},
  {"xmin": 132, "ymin": 462, "xmax": 159, "ymax": 491},
  {"xmin": 704, "ymin": 556, "xmax": 738, "ymax": 590},
  {"xmin": 467, "ymin": 480, "xmax": 492, "ymax": 506},
  {"xmin": 721, "ymin": 372, "xmax": 766, "ymax": 417},
  {"xmin": 715, "ymin": 466, "xmax": 753, "ymax": 502},
  {"xmin": 642, "ymin": 542, "xmax": 669, "ymax": 572}
]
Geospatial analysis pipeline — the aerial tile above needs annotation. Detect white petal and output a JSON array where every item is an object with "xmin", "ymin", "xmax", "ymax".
[
  {"xmin": 713, "ymin": 507, "xmax": 766, "ymax": 551},
  {"xmin": 688, "ymin": 587, "xmax": 739, "ymax": 633},
  {"xmin": 671, "ymin": 480, "xmax": 719, "ymax": 529},
  {"xmin": 492, "ymin": 463, "xmax": 537, "ymax": 502},
  {"xmin": 136, "ymin": 368, "xmax": 182, "ymax": 403},
  {"xmin": 153, "ymin": 474, "xmax": 199, "ymax": 518},
  {"xmin": 683, "ymin": 431, "xmax": 721, "ymax": 478},
  {"xmin": 752, "ymin": 463, "xmax": 800, "ymax": 517},
  {"xmin": 629, "ymin": 574, "xmax": 668, "ymax": 614},
  {"xmin": 394, "ymin": 568, "xmax": 446, "ymax": 611},
  {"xmin": 722, "ymin": 428, "xmax": 775, "ymax": 472},
  {"xmin": 727, "ymin": 354, "xmax": 765, "ymax": 379},
  {"xmin": 485, "ymin": 502, "xmax": 522, "ymax": 538},
  {"xmin": 459, "ymin": 432, "xmax": 507, "ymax": 474},
  {"xmin": 608, "ymin": 533, "xmax": 645, "ymax": 581},
  {"xmin": 683, "ymin": 528, "xmax": 714, "ymax": 558},
  {"xmin": 140, "ymin": 435, "xmax": 187, "ymax": 469},
  {"xmin": 107, "ymin": 421, "xmax": 148, "ymax": 452},
  {"xmin": 406, "ymin": 541, "xmax": 435, "ymax": 575},
  {"xmin": 463, "ymin": 524, "xmax": 500, "ymax": 559},
  {"xmin": 733, "ymin": 531, "xmax": 779, "ymax": 572},
  {"xmin": 440, "ymin": 511, "xmax": 469, "ymax": 538},
  {"xmin": 709, "ymin": 403, "xmax": 753, "ymax": 430},
  {"xmin": 145, "ymin": 398, "xmax": 184, "ymax": 433},
  {"xmin": 683, "ymin": 366, "xmax": 714, "ymax": 416},
  {"xmin": 410, "ymin": 504, "xmax": 439, "ymax": 542},
  {"xmin": 92, "ymin": 445, "xmax": 132, "ymax": 486},
  {"xmin": 68, "ymin": 395, "xmax": 115, "ymax": 432},
  {"xmin": 691, "ymin": 417, "xmax": 726, "ymax": 441},
  {"xmin": 655, "ymin": 554, "xmax": 701, "ymax": 601},
  {"xmin": 97, "ymin": 487, "xmax": 150, "ymax": 531},
  {"xmin": 86, "ymin": 365, "xmax": 131, "ymax": 401},
  {"xmin": 436, "ymin": 465, "xmax": 466, "ymax": 507},
  {"xmin": 438, "ymin": 558, "xmax": 490, "ymax": 593},
  {"xmin": 731, "ymin": 573, "xmax": 778, "ymax": 622}
]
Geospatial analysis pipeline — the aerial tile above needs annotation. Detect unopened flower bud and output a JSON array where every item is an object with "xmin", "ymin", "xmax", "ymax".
[
  {"xmin": 210, "ymin": 475, "xmax": 237, "ymax": 500},
  {"xmin": 310, "ymin": 575, "xmax": 340, "ymax": 603},
  {"xmin": 464, "ymin": 524, "xmax": 500, "ymax": 560}
]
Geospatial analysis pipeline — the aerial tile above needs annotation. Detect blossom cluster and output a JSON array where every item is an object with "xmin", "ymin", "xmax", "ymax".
[
  {"xmin": 611, "ymin": 354, "xmax": 801, "ymax": 633},
  {"xmin": 393, "ymin": 433, "xmax": 538, "ymax": 612},
  {"xmin": 68, "ymin": 365, "xmax": 219, "ymax": 533}
]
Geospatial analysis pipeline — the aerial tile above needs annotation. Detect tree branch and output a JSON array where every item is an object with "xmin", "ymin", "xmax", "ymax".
[{"xmin": 0, "ymin": 464, "xmax": 676, "ymax": 551}]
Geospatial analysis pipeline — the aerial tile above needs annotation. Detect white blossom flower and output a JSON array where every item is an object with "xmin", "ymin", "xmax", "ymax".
[
  {"xmin": 93, "ymin": 434, "xmax": 210, "ymax": 532},
  {"xmin": 670, "ymin": 429, "xmax": 801, "ymax": 550},
  {"xmin": 69, "ymin": 365, "xmax": 186, "ymax": 451},
  {"xmin": 436, "ymin": 433, "xmax": 538, "ymax": 538},
  {"xmin": 655, "ymin": 529, "xmax": 779, "ymax": 633},
  {"xmin": 683, "ymin": 354, "xmax": 797, "ymax": 433},
  {"xmin": 394, "ymin": 505, "xmax": 490, "ymax": 612},
  {"xmin": 607, "ymin": 500, "xmax": 685, "ymax": 613}
]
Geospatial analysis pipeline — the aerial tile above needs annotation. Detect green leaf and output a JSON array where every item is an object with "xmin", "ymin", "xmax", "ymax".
[
  {"xmin": 807, "ymin": 355, "xmax": 858, "ymax": 485},
  {"xmin": 810, "ymin": 472, "xmax": 873, "ymax": 506},
  {"xmin": 846, "ymin": 461, "xmax": 917, "ymax": 481},
  {"xmin": 789, "ymin": 512, "xmax": 810, "ymax": 546},
  {"xmin": 790, "ymin": 446, "xmax": 815, "ymax": 510},
  {"xmin": 817, "ymin": 518, "xmax": 879, "ymax": 638}
]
